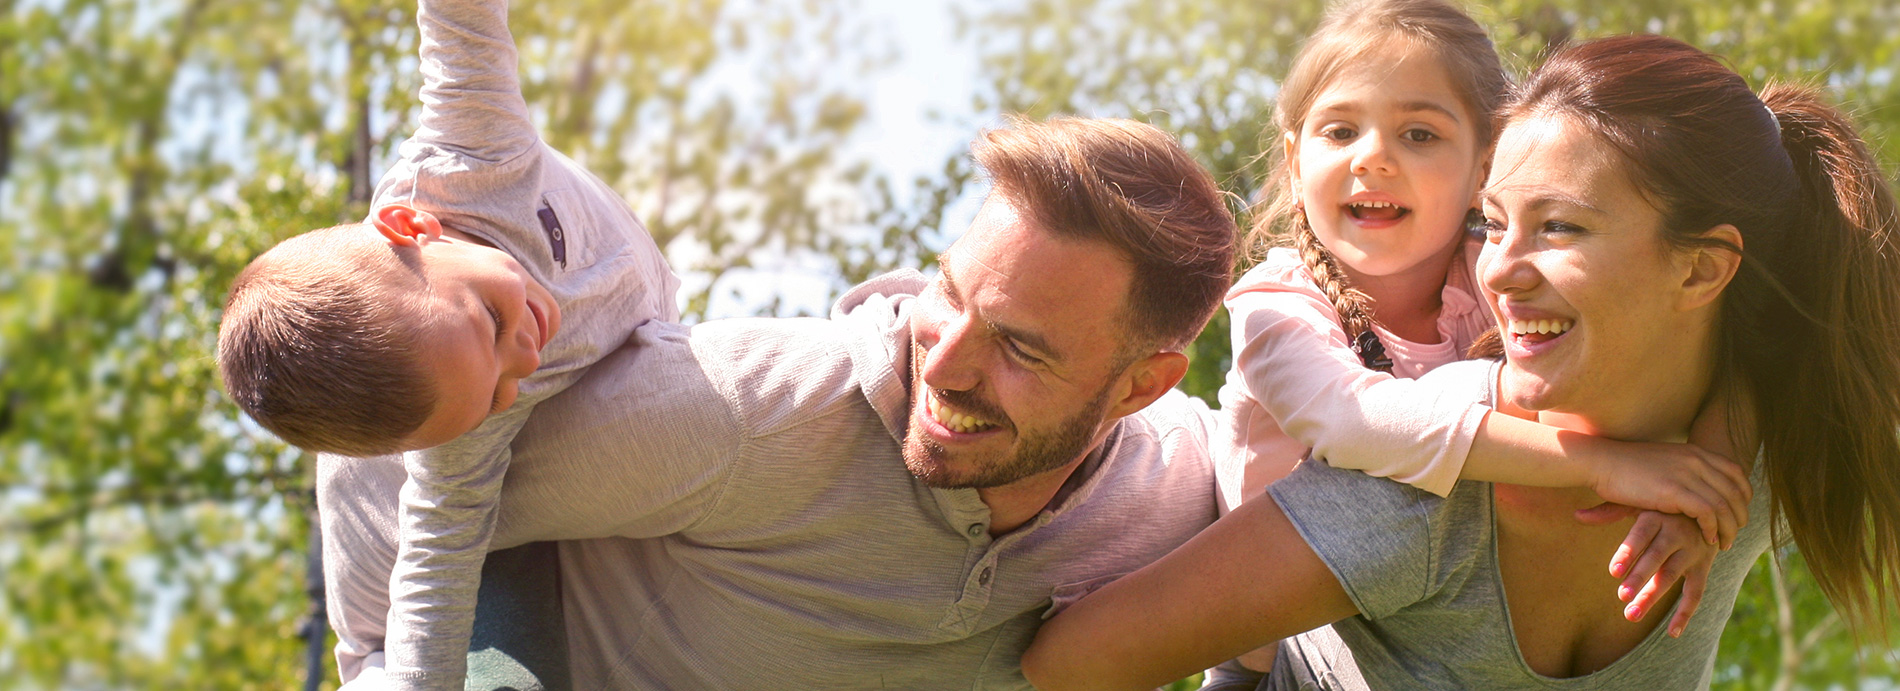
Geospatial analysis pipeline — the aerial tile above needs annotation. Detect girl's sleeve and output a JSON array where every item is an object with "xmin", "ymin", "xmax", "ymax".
[{"xmin": 1228, "ymin": 278, "xmax": 1488, "ymax": 497}]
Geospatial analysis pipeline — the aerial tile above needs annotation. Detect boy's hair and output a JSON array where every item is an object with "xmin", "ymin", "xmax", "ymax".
[
  {"xmin": 1250, "ymin": 0, "xmax": 1508, "ymax": 371},
  {"xmin": 972, "ymin": 116, "xmax": 1238, "ymax": 354},
  {"xmin": 218, "ymin": 224, "xmax": 435, "ymax": 456}
]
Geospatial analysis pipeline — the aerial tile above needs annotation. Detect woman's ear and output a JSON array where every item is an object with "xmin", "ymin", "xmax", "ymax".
[
  {"xmin": 1678, "ymin": 224, "xmax": 1744, "ymax": 311},
  {"xmin": 373, "ymin": 204, "xmax": 444, "ymax": 247}
]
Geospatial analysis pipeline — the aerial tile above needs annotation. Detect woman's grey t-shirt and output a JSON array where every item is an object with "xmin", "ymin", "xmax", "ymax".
[{"xmin": 1267, "ymin": 359, "xmax": 1773, "ymax": 689}]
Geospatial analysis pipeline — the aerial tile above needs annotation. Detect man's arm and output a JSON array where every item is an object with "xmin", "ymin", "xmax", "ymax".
[{"xmin": 1021, "ymin": 495, "xmax": 1357, "ymax": 691}]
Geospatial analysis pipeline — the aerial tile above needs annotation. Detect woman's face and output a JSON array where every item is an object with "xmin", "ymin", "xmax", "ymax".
[{"xmin": 1477, "ymin": 114, "xmax": 1706, "ymax": 427}]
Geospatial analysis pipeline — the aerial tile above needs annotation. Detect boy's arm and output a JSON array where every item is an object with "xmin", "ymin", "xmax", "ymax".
[
  {"xmin": 410, "ymin": 0, "xmax": 535, "ymax": 165},
  {"xmin": 382, "ymin": 406, "xmax": 536, "ymax": 690}
]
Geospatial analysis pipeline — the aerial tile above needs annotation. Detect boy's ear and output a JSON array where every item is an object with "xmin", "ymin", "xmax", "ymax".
[{"xmin": 374, "ymin": 204, "xmax": 443, "ymax": 247}]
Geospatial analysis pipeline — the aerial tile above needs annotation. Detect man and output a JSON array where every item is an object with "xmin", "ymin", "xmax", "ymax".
[{"xmin": 317, "ymin": 10, "xmax": 1239, "ymax": 685}]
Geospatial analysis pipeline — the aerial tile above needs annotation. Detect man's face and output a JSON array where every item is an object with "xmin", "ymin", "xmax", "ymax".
[{"xmin": 903, "ymin": 194, "xmax": 1140, "ymax": 489}]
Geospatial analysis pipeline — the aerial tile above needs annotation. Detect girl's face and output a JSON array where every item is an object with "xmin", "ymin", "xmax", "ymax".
[{"xmin": 1289, "ymin": 42, "xmax": 1488, "ymax": 280}]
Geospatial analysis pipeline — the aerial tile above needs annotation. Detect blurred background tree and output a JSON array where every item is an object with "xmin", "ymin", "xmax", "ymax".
[{"xmin": 0, "ymin": 0, "xmax": 1893, "ymax": 688}]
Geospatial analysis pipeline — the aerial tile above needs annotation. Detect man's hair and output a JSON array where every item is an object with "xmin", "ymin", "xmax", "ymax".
[
  {"xmin": 971, "ymin": 116, "xmax": 1238, "ymax": 352},
  {"xmin": 217, "ymin": 224, "xmax": 435, "ymax": 456}
]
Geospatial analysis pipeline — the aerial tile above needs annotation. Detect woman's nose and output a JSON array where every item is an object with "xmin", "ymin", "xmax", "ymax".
[{"xmin": 1479, "ymin": 224, "xmax": 1539, "ymax": 296}]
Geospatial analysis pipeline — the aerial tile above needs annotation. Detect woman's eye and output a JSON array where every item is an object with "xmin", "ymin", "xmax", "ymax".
[{"xmin": 1543, "ymin": 220, "xmax": 1586, "ymax": 235}]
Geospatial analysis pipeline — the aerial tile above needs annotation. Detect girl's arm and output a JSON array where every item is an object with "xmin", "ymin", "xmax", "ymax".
[
  {"xmin": 1230, "ymin": 282, "xmax": 1750, "ymax": 546},
  {"xmin": 1020, "ymin": 495, "xmax": 1355, "ymax": 691}
]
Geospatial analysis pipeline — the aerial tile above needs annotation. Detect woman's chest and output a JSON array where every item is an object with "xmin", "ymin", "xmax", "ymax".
[{"xmin": 1492, "ymin": 487, "xmax": 1677, "ymax": 678}]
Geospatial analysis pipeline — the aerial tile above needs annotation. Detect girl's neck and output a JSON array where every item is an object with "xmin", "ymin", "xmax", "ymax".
[{"xmin": 1340, "ymin": 241, "xmax": 1461, "ymax": 344}]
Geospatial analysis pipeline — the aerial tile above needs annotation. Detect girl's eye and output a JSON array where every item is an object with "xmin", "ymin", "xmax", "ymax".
[
  {"xmin": 1480, "ymin": 218, "xmax": 1506, "ymax": 240},
  {"xmin": 1402, "ymin": 128, "xmax": 1438, "ymax": 143},
  {"xmin": 1319, "ymin": 125, "xmax": 1356, "ymax": 141}
]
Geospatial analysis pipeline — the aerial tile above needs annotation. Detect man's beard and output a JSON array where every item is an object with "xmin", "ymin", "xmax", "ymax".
[{"xmin": 902, "ymin": 375, "xmax": 1115, "ymax": 490}]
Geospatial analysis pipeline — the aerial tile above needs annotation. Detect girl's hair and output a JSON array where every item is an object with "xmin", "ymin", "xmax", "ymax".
[
  {"xmin": 1508, "ymin": 35, "xmax": 1900, "ymax": 633},
  {"xmin": 1249, "ymin": 0, "xmax": 1508, "ymax": 371}
]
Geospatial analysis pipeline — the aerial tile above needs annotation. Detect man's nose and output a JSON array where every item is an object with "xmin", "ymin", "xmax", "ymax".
[{"xmin": 918, "ymin": 316, "xmax": 983, "ymax": 393}]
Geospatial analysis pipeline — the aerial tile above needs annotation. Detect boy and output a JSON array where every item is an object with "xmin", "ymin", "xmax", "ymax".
[{"xmin": 217, "ymin": 0, "xmax": 679, "ymax": 686}]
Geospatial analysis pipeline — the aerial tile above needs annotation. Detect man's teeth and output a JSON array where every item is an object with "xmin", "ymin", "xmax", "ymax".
[
  {"xmin": 1508, "ymin": 318, "xmax": 1575, "ymax": 336},
  {"xmin": 926, "ymin": 393, "xmax": 997, "ymax": 434}
]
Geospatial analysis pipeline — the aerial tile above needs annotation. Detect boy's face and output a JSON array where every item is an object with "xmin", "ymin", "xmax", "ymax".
[{"xmin": 387, "ymin": 218, "xmax": 562, "ymax": 450}]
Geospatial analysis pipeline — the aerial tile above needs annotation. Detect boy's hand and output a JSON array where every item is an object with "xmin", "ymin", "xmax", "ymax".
[
  {"xmin": 1593, "ymin": 510, "xmax": 1719, "ymax": 638},
  {"xmin": 1584, "ymin": 439, "xmax": 1750, "ymax": 548}
]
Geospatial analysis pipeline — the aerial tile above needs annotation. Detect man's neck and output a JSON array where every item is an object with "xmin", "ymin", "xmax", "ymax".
[{"xmin": 976, "ymin": 464, "xmax": 1077, "ymax": 535}]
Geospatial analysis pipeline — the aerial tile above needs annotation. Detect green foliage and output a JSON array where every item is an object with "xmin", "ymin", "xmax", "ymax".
[
  {"xmin": 948, "ymin": 0, "xmax": 1900, "ymax": 686},
  {"xmin": 0, "ymin": 0, "xmax": 886, "ymax": 686},
  {"xmin": 5, "ymin": 0, "xmax": 1897, "ymax": 686}
]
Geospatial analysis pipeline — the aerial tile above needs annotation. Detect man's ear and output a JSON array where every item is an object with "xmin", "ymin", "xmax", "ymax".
[
  {"xmin": 374, "ymin": 204, "xmax": 443, "ymax": 247},
  {"xmin": 1678, "ymin": 224, "xmax": 1744, "ymax": 312},
  {"xmin": 1105, "ymin": 351, "xmax": 1190, "ymax": 420}
]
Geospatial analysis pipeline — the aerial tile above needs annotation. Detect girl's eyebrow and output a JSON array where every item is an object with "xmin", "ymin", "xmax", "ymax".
[{"xmin": 1397, "ymin": 101, "xmax": 1461, "ymax": 123}]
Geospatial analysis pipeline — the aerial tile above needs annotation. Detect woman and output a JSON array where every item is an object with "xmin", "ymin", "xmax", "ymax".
[{"xmin": 1022, "ymin": 34, "xmax": 1900, "ymax": 689}]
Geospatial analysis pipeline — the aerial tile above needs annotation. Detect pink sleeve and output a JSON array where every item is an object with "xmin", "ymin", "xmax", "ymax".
[{"xmin": 1226, "ymin": 266, "xmax": 1488, "ymax": 497}]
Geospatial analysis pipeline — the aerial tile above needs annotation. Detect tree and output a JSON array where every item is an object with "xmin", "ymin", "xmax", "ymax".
[{"xmin": 0, "ymin": 0, "xmax": 889, "ymax": 686}]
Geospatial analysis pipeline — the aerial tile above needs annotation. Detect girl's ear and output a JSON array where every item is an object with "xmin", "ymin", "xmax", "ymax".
[
  {"xmin": 1283, "ymin": 130, "xmax": 1302, "ymax": 195},
  {"xmin": 373, "ymin": 204, "xmax": 444, "ymax": 247}
]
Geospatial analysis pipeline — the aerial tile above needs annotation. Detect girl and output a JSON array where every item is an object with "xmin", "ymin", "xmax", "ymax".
[{"xmin": 1214, "ymin": 0, "xmax": 1745, "ymax": 676}]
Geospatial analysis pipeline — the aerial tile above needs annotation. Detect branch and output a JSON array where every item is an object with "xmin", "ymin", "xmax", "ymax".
[{"xmin": 3, "ymin": 470, "xmax": 310, "ymax": 535}]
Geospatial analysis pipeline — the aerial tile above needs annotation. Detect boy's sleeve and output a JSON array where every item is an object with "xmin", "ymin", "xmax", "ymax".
[
  {"xmin": 408, "ymin": 0, "xmax": 534, "ymax": 165},
  {"xmin": 380, "ymin": 407, "xmax": 534, "ymax": 690},
  {"xmin": 1228, "ymin": 287, "xmax": 1488, "ymax": 498}
]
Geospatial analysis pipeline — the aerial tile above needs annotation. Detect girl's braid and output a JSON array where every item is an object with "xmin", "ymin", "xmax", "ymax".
[{"xmin": 1295, "ymin": 217, "xmax": 1393, "ymax": 372}]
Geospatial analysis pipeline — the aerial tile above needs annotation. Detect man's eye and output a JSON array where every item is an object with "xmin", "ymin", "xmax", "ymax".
[
  {"xmin": 1004, "ymin": 340, "xmax": 1041, "ymax": 365},
  {"xmin": 487, "ymin": 304, "xmax": 504, "ymax": 342}
]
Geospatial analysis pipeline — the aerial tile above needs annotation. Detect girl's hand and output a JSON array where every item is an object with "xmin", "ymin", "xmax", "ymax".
[
  {"xmin": 1585, "ymin": 439, "xmax": 1750, "ymax": 548},
  {"xmin": 1588, "ymin": 509, "xmax": 1719, "ymax": 638}
]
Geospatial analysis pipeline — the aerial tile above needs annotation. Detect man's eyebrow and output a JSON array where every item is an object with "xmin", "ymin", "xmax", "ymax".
[
  {"xmin": 990, "ymin": 318, "xmax": 1061, "ymax": 362},
  {"xmin": 937, "ymin": 255, "xmax": 963, "ymax": 309}
]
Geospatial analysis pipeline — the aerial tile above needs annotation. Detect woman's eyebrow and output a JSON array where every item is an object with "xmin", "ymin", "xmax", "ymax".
[{"xmin": 1482, "ymin": 187, "xmax": 1608, "ymax": 216}]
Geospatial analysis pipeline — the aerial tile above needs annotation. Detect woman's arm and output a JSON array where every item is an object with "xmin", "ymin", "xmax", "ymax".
[{"xmin": 1021, "ymin": 495, "xmax": 1356, "ymax": 691}]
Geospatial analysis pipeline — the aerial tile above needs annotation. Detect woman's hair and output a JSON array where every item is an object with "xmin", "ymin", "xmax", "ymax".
[
  {"xmin": 1508, "ymin": 34, "xmax": 1900, "ymax": 633},
  {"xmin": 1248, "ymin": 0, "xmax": 1508, "ymax": 371}
]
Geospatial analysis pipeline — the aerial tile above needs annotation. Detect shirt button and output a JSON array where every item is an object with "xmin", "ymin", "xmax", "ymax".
[
  {"xmin": 967, "ymin": 524, "xmax": 984, "ymax": 538},
  {"xmin": 978, "ymin": 567, "xmax": 993, "ymax": 586}
]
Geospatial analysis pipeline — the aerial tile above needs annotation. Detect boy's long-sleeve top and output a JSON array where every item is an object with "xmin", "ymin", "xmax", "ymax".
[{"xmin": 334, "ymin": 0, "xmax": 680, "ymax": 687}]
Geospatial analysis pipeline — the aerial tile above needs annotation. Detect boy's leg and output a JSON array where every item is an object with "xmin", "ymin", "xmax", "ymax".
[{"xmin": 466, "ymin": 541, "xmax": 570, "ymax": 691}]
